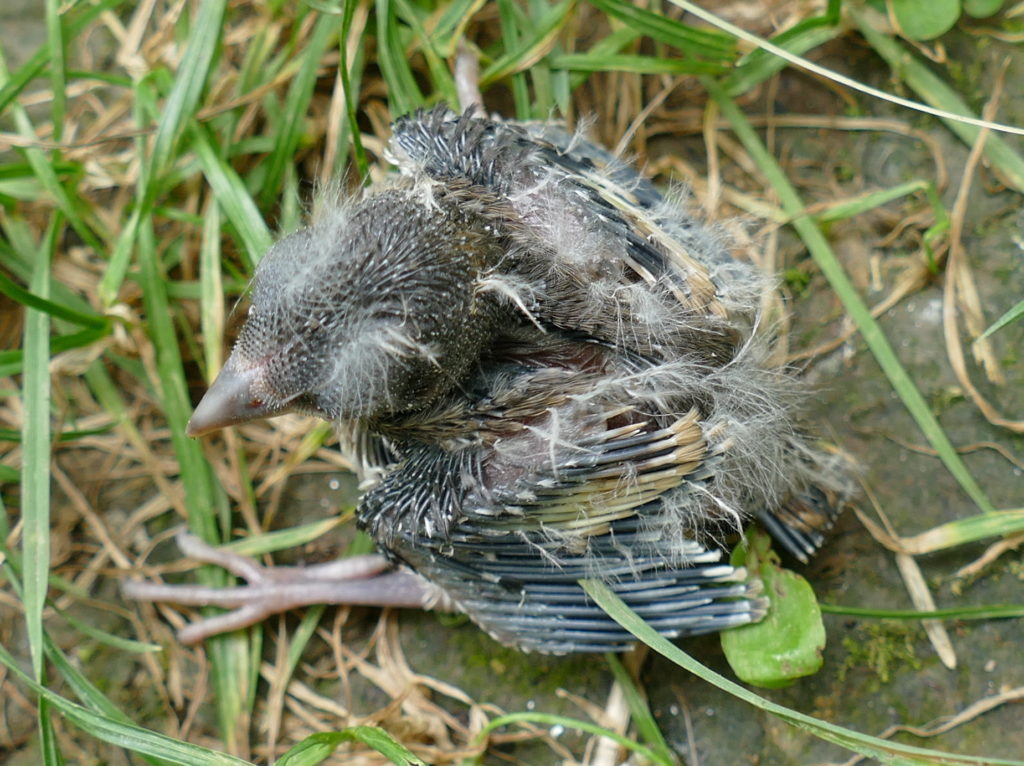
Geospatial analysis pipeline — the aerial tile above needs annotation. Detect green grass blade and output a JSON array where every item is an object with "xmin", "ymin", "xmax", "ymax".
[
  {"xmin": 549, "ymin": 52, "xmax": 727, "ymax": 75},
  {"xmin": 98, "ymin": 205, "xmax": 142, "ymax": 307},
  {"xmin": 588, "ymin": 0, "xmax": 735, "ymax": 59},
  {"xmin": 480, "ymin": 0, "xmax": 577, "ymax": 87},
  {"xmin": 0, "ymin": 0, "xmax": 122, "ymax": 115},
  {"xmin": 221, "ymin": 516, "xmax": 347, "ymax": 558},
  {"xmin": 192, "ymin": 125, "xmax": 273, "ymax": 269},
  {"xmin": 259, "ymin": 12, "xmax": 338, "ymax": 207},
  {"xmin": 146, "ymin": 0, "xmax": 227, "ymax": 195},
  {"xmin": 0, "ymin": 641, "xmax": 252, "ymax": 766},
  {"xmin": 820, "ymin": 603, "xmax": 1024, "ymax": 620},
  {"xmin": 394, "ymin": 0, "xmax": 458, "ymax": 106},
  {"xmin": 494, "ymin": 0, "xmax": 530, "ymax": 118},
  {"xmin": 209, "ymin": 630, "xmax": 259, "ymax": 757},
  {"xmin": 430, "ymin": 0, "xmax": 488, "ymax": 54},
  {"xmin": 43, "ymin": 638, "xmax": 173, "ymax": 766},
  {"xmin": 21, "ymin": 216, "xmax": 57, "ymax": 758},
  {"xmin": 199, "ymin": 202, "xmax": 225, "ymax": 379},
  {"xmin": 339, "ymin": 0, "xmax": 370, "ymax": 179},
  {"xmin": 583, "ymin": 580, "xmax": 1024, "ymax": 765},
  {"xmin": 815, "ymin": 180, "xmax": 946, "ymax": 229},
  {"xmin": 21, "ymin": 223, "xmax": 54, "ymax": 664},
  {"xmin": 703, "ymin": 76, "xmax": 995, "ymax": 515},
  {"xmin": 474, "ymin": 712, "xmax": 665, "ymax": 765},
  {"xmin": 376, "ymin": 0, "xmax": 424, "ymax": 114},
  {"xmin": 566, "ymin": 26, "xmax": 639, "ymax": 90},
  {"xmin": 675, "ymin": 0, "xmax": 1024, "ymax": 142},
  {"xmin": 135, "ymin": 213, "xmax": 252, "ymax": 749},
  {"xmin": 851, "ymin": 7, "xmax": 1024, "ymax": 193},
  {"xmin": 0, "ymin": 269, "xmax": 109, "ymax": 328},
  {"xmin": 38, "ymin": 697, "xmax": 62, "ymax": 764},
  {"xmin": 724, "ymin": 0, "xmax": 842, "ymax": 95},
  {"xmin": 0, "ymin": 51, "xmax": 103, "ymax": 254},
  {"xmin": 53, "ymin": 608, "xmax": 162, "ymax": 654},
  {"xmin": 135, "ymin": 219, "xmax": 222, "ymax": 538},
  {"xmin": 605, "ymin": 654, "xmax": 674, "ymax": 765},
  {"xmin": 277, "ymin": 727, "xmax": 426, "ymax": 765},
  {"xmin": 978, "ymin": 298, "xmax": 1024, "ymax": 340},
  {"xmin": 45, "ymin": 0, "xmax": 66, "ymax": 142},
  {"xmin": 901, "ymin": 509, "xmax": 1024, "ymax": 553}
]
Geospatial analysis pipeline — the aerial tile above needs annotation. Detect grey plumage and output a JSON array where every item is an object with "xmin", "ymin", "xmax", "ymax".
[{"xmin": 127, "ymin": 106, "xmax": 852, "ymax": 653}]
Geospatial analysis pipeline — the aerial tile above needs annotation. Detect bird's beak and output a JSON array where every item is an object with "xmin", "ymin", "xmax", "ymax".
[{"xmin": 186, "ymin": 361, "xmax": 294, "ymax": 437}]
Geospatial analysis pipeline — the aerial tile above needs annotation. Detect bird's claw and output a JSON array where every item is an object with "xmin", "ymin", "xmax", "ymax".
[{"xmin": 124, "ymin": 530, "xmax": 431, "ymax": 644}]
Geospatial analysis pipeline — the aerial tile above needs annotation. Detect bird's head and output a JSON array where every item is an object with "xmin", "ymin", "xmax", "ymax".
[{"xmin": 187, "ymin": 186, "xmax": 504, "ymax": 436}]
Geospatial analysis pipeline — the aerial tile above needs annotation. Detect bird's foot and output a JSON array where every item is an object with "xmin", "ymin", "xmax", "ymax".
[{"xmin": 123, "ymin": 529, "xmax": 435, "ymax": 644}]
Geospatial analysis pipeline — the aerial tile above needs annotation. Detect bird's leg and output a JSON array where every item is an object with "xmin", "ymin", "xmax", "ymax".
[{"xmin": 123, "ymin": 529, "xmax": 441, "ymax": 644}]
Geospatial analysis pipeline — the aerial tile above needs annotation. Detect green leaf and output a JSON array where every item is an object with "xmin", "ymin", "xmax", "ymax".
[
  {"xmin": 393, "ymin": 0, "xmax": 458, "ymax": 106},
  {"xmin": 21, "ymin": 216, "xmax": 60, "ymax": 688},
  {"xmin": 54, "ymin": 607, "xmax": 162, "ymax": 654},
  {"xmin": 45, "ymin": 0, "xmax": 67, "ymax": 143},
  {"xmin": 720, "ymin": 529, "xmax": 825, "ymax": 688},
  {"xmin": 0, "ymin": 0, "xmax": 122, "ymax": 115},
  {"xmin": 888, "ymin": 0, "xmax": 961, "ymax": 40},
  {"xmin": 493, "ymin": 0, "xmax": 530, "ymax": 119},
  {"xmin": 0, "ymin": 326, "xmax": 111, "ymax": 378},
  {"xmin": 962, "ymin": 0, "xmax": 1002, "ymax": 16},
  {"xmin": 337, "ymin": 0, "xmax": 370, "ymax": 179},
  {"xmin": 220, "ymin": 514, "xmax": 347, "ymax": 558}
]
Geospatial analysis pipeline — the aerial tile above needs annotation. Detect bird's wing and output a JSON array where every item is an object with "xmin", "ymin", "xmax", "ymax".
[
  {"xmin": 463, "ymin": 406, "xmax": 707, "ymax": 536},
  {"xmin": 389, "ymin": 414, "xmax": 759, "ymax": 653},
  {"xmin": 423, "ymin": 519, "xmax": 761, "ymax": 653},
  {"xmin": 387, "ymin": 108, "xmax": 745, "ymax": 356},
  {"xmin": 517, "ymin": 120, "xmax": 728, "ymax": 317},
  {"xmin": 359, "ymin": 353, "xmax": 765, "ymax": 652},
  {"xmin": 372, "ymin": 417, "xmax": 762, "ymax": 653}
]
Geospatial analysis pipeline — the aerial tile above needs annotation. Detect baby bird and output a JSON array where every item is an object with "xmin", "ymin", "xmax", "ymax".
[{"xmin": 125, "ymin": 107, "xmax": 850, "ymax": 652}]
